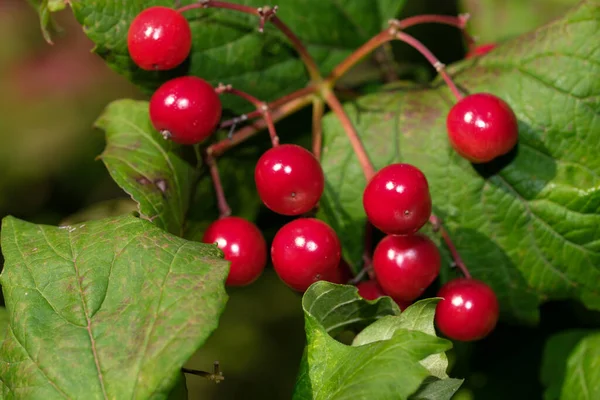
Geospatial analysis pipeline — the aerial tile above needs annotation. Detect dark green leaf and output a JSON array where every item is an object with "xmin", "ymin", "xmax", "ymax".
[
  {"xmin": 0, "ymin": 215, "xmax": 228, "ymax": 399},
  {"xmin": 409, "ymin": 377, "xmax": 464, "ymax": 400},
  {"xmin": 68, "ymin": 0, "xmax": 405, "ymax": 112},
  {"xmin": 541, "ymin": 329, "xmax": 593, "ymax": 400},
  {"xmin": 60, "ymin": 198, "xmax": 139, "ymax": 226},
  {"xmin": 95, "ymin": 100, "xmax": 194, "ymax": 236},
  {"xmin": 559, "ymin": 332, "xmax": 600, "ymax": 400},
  {"xmin": 352, "ymin": 299, "xmax": 448, "ymax": 378},
  {"xmin": 318, "ymin": 0, "xmax": 600, "ymax": 324},
  {"xmin": 294, "ymin": 282, "xmax": 452, "ymax": 400}
]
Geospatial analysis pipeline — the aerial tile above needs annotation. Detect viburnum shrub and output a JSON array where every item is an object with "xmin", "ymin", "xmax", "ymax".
[{"xmin": 2, "ymin": 1, "xmax": 599, "ymax": 399}]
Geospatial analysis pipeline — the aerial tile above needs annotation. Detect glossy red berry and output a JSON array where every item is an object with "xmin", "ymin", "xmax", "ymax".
[
  {"xmin": 127, "ymin": 7, "xmax": 192, "ymax": 71},
  {"xmin": 465, "ymin": 43, "xmax": 497, "ymax": 59},
  {"xmin": 202, "ymin": 217, "xmax": 267, "ymax": 286},
  {"xmin": 363, "ymin": 163, "xmax": 432, "ymax": 235},
  {"xmin": 356, "ymin": 280, "xmax": 411, "ymax": 310},
  {"xmin": 373, "ymin": 234, "xmax": 441, "ymax": 302},
  {"xmin": 446, "ymin": 93, "xmax": 518, "ymax": 163},
  {"xmin": 255, "ymin": 144, "xmax": 324, "ymax": 216},
  {"xmin": 149, "ymin": 76, "xmax": 222, "ymax": 145},
  {"xmin": 435, "ymin": 278, "xmax": 499, "ymax": 341},
  {"xmin": 271, "ymin": 218, "xmax": 341, "ymax": 291}
]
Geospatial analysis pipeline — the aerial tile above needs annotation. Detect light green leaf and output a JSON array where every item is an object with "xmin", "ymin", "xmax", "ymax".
[
  {"xmin": 409, "ymin": 377, "xmax": 464, "ymax": 400},
  {"xmin": 293, "ymin": 282, "xmax": 452, "ymax": 400},
  {"xmin": 541, "ymin": 329, "xmax": 593, "ymax": 400},
  {"xmin": 96, "ymin": 100, "xmax": 194, "ymax": 236},
  {"xmin": 353, "ymin": 299, "xmax": 449, "ymax": 378},
  {"xmin": 0, "ymin": 214, "xmax": 228, "ymax": 399},
  {"xmin": 560, "ymin": 332, "xmax": 600, "ymax": 400},
  {"xmin": 318, "ymin": 0, "xmax": 600, "ymax": 324}
]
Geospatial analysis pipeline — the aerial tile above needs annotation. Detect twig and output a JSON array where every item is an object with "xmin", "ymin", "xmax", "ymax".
[{"xmin": 182, "ymin": 361, "xmax": 224, "ymax": 383}]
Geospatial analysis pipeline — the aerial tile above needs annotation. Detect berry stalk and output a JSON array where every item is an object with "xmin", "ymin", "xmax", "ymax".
[
  {"xmin": 207, "ymin": 87, "xmax": 314, "ymax": 157},
  {"xmin": 216, "ymin": 84, "xmax": 282, "ymax": 147},
  {"xmin": 178, "ymin": 1, "xmax": 322, "ymax": 82},
  {"xmin": 394, "ymin": 30, "xmax": 464, "ymax": 101},
  {"xmin": 429, "ymin": 214, "xmax": 472, "ymax": 279},
  {"xmin": 205, "ymin": 152, "xmax": 232, "ymax": 218},
  {"xmin": 311, "ymin": 98, "xmax": 325, "ymax": 159},
  {"xmin": 322, "ymin": 89, "xmax": 376, "ymax": 181}
]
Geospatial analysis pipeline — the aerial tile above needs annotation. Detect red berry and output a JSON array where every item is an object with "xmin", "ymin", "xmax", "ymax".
[
  {"xmin": 363, "ymin": 163, "xmax": 432, "ymax": 235},
  {"xmin": 356, "ymin": 280, "xmax": 411, "ymax": 310},
  {"xmin": 202, "ymin": 217, "xmax": 267, "ymax": 286},
  {"xmin": 435, "ymin": 278, "xmax": 499, "ymax": 341},
  {"xmin": 357, "ymin": 280, "xmax": 385, "ymax": 300},
  {"xmin": 446, "ymin": 93, "xmax": 518, "ymax": 163},
  {"xmin": 465, "ymin": 43, "xmax": 497, "ymax": 59},
  {"xmin": 255, "ymin": 144, "xmax": 324, "ymax": 216},
  {"xmin": 271, "ymin": 218, "xmax": 341, "ymax": 291},
  {"xmin": 325, "ymin": 259, "xmax": 353, "ymax": 284},
  {"xmin": 372, "ymin": 234, "xmax": 440, "ymax": 302},
  {"xmin": 127, "ymin": 7, "xmax": 192, "ymax": 71},
  {"xmin": 149, "ymin": 76, "xmax": 222, "ymax": 145}
]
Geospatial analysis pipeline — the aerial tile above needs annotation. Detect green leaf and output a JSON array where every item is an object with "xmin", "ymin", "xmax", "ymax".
[
  {"xmin": 26, "ymin": 0, "xmax": 67, "ymax": 44},
  {"xmin": 294, "ymin": 282, "xmax": 452, "ymax": 400},
  {"xmin": 560, "ymin": 332, "xmax": 600, "ymax": 400},
  {"xmin": 95, "ymin": 100, "xmax": 194, "ymax": 236},
  {"xmin": 0, "ymin": 307, "xmax": 9, "ymax": 348},
  {"xmin": 68, "ymin": 0, "xmax": 406, "ymax": 112},
  {"xmin": 0, "ymin": 214, "xmax": 228, "ymax": 399},
  {"xmin": 318, "ymin": 0, "xmax": 600, "ymax": 324},
  {"xmin": 352, "ymin": 299, "xmax": 449, "ymax": 378},
  {"xmin": 541, "ymin": 329, "xmax": 593, "ymax": 400},
  {"xmin": 409, "ymin": 377, "xmax": 464, "ymax": 400}
]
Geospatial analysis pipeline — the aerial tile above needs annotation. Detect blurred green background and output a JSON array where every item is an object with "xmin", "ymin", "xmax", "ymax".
[{"xmin": 0, "ymin": 0, "xmax": 594, "ymax": 399}]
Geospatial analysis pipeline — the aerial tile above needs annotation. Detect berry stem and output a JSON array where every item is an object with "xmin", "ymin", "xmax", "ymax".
[
  {"xmin": 322, "ymin": 89, "xmax": 376, "ymax": 181},
  {"xmin": 394, "ymin": 31, "xmax": 463, "ymax": 101},
  {"xmin": 205, "ymin": 152, "xmax": 232, "ymax": 218},
  {"xmin": 328, "ymin": 28, "xmax": 395, "ymax": 83},
  {"xmin": 311, "ymin": 97, "xmax": 324, "ymax": 159},
  {"xmin": 216, "ymin": 84, "xmax": 280, "ymax": 147},
  {"xmin": 208, "ymin": 87, "xmax": 314, "ymax": 157},
  {"xmin": 182, "ymin": 362, "xmax": 224, "ymax": 383},
  {"xmin": 429, "ymin": 214, "xmax": 472, "ymax": 279},
  {"xmin": 178, "ymin": 1, "xmax": 322, "ymax": 82},
  {"xmin": 393, "ymin": 14, "xmax": 475, "ymax": 52}
]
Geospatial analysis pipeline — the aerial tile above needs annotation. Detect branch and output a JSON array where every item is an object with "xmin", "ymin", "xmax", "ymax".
[
  {"xmin": 178, "ymin": 1, "xmax": 322, "ymax": 81},
  {"xmin": 429, "ymin": 214, "xmax": 471, "ymax": 279},
  {"xmin": 182, "ymin": 362, "xmax": 224, "ymax": 383}
]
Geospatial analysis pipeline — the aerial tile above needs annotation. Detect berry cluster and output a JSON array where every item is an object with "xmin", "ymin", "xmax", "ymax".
[{"xmin": 127, "ymin": 4, "xmax": 514, "ymax": 342}]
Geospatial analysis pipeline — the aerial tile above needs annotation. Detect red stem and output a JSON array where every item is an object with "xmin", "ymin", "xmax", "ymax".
[
  {"xmin": 395, "ymin": 31, "xmax": 463, "ymax": 101},
  {"xmin": 311, "ymin": 98, "xmax": 324, "ymax": 159},
  {"xmin": 178, "ymin": 1, "xmax": 321, "ymax": 82},
  {"xmin": 395, "ymin": 14, "xmax": 475, "ymax": 50},
  {"xmin": 322, "ymin": 90, "xmax": 376, "ymax": 181},
  {"xmin": 205, "ymin": 153, "xmax": 232, "ymax": 218},
  {"xmin": 429, "ymin": 214, "xmax": 471, "ymax": 279},
  {"xmin": 328, "ymin": 29, "xmax": 394, "ymax": 83},
  {"xmin": 208, "ymin": 88, "xmax": 314, "ymax": 157},
  {"xmin": 216, "ymin": 84, "xmax": 280, "ymax": 147}
]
